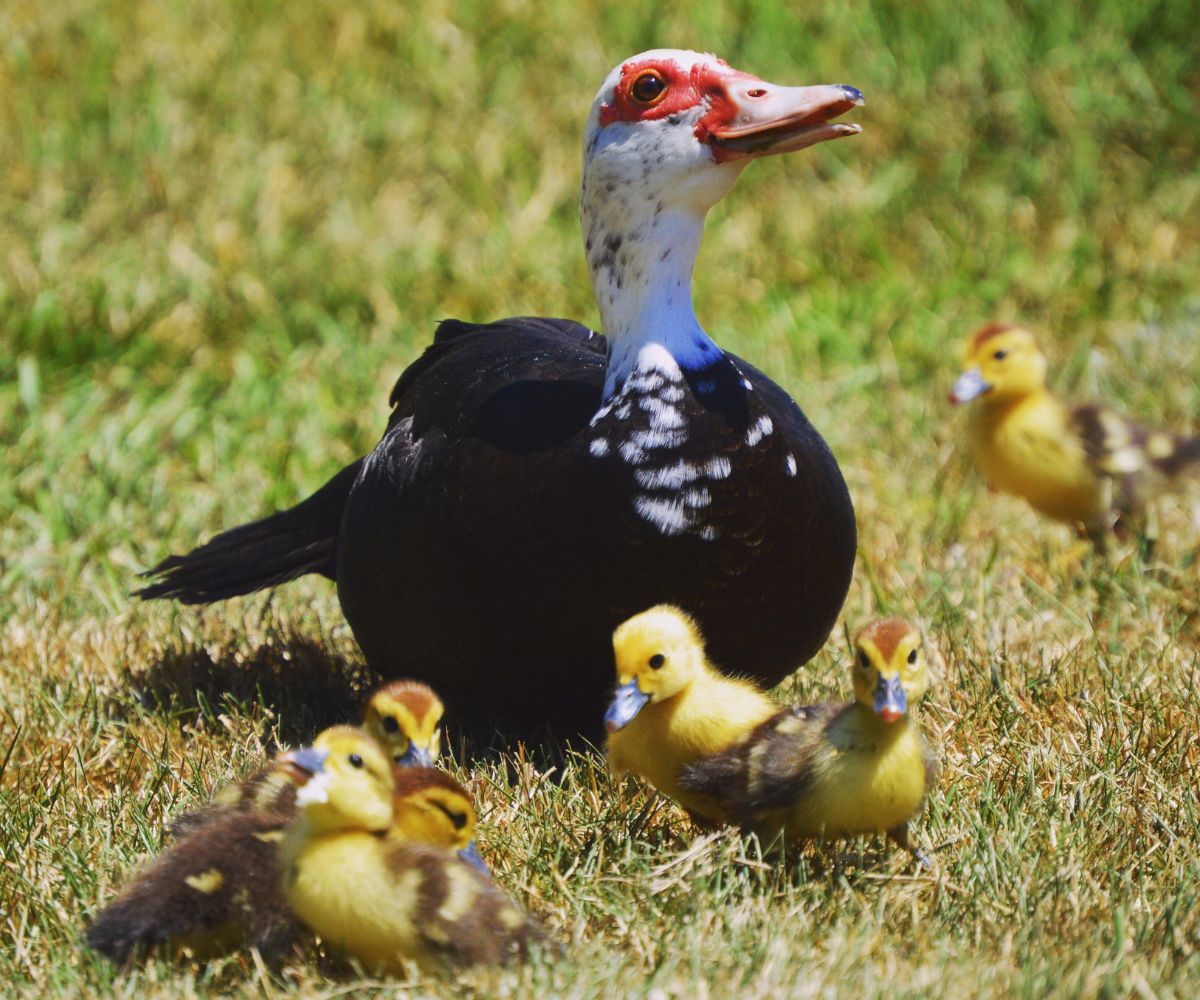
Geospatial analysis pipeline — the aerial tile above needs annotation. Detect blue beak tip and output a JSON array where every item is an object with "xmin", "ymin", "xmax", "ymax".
[
  {"xmin": 460, "ymin": 840, "xmax": 491, "ymax": 877},
  {"xmin": 604, "ymin": 680, "xmax": 650, "ymax": 733}
]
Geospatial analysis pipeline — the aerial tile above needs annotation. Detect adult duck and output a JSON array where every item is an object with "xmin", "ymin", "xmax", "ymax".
[{"xmin": 140, "ymin": 50, "xmax": 860, "ymax": 732}]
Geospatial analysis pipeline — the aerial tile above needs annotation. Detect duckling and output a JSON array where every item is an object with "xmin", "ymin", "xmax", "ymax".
[
  {"xmin": 362, "ymin": 679, "xmax": 444, "ymax": 767},
  {"xmin": 170, "ymin": 680, "xmax": 444, "ymax": 837},
  {"xmin": 951, "ymin": 323, "xmax": 1200, "ymax": 549},
  {"xmin": 86, "ymin": 730, "xmax": 482, "ymax": 964},
  {"xmin": 278, "ymin": 727, "xmax": 539, "ymax": 973},
  {"xmin": 85, "ymin": 807, "xmax": 301, "ymax": 963},
  {"xmin": 604, "ymin": 605, "xmax": 780, "ymax": 822},
  {"xmin": 679, "ymin": 619, "xmax": 937, "ymax": 860}
]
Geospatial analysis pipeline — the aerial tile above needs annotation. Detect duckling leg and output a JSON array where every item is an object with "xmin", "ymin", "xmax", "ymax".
[{"xmin": 886, "ymin": 824, "xmax": 932, "ymax": 870}]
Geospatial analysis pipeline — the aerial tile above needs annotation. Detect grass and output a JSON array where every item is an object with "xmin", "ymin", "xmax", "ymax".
[{"xmin": 2, "ymin": 0, "xmax": 1199, "ymax": 995}]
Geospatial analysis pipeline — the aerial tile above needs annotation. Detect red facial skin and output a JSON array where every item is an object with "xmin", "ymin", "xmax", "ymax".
[{"xmin": 599, "ymin": 57, "xmax": 759, "ymax": 153}]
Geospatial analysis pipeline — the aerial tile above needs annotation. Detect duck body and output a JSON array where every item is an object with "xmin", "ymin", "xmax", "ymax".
[
  {"xmin": 339, "ymin": 317, "xmax": 854, "ymax": 729},
  {"xmin": 138, "ymin": 50, "xmax": 863, "ymax": 732},
  {"xmin": 965, "ymin": 391, "xmax": 1107, "ymax": 525},
  {"xmin": 280, "ymin": 830, "xmax": 528, "ymax": 973},
  {"xmin": 86, "ymin": 809, "xmax": 299, "ymax": 963},
  {"xmin": 687, "ymin": 702, "xmax": 935, "ymax": 842},
  {"xmin": 605, "ymin": 665, "xmax": 780, "ymax": 819}
]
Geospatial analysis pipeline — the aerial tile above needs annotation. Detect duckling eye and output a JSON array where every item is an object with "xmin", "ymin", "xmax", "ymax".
[
  {"xmin": 380, "ymin": 716, "xmax": 400, "ymax": 734},
  {"xmin": 630, "ymin": 71, "xmax": 667, "ymax": 106},
  {"xmin": 434, "ymin": 802, "xmax": 468, "ymax": 830},
  {"xmin": 858, "ymin": 651, "xmax": 871, "ymax": 670},
  {"xmin": 348, "ymin": 753, "xmax": 364, "ymax": 769},
  {"xmin": 907, "ymin": 648, "xmax": 918, "ymax": 665},
  {"xmin": 992, "ymin": 349, "xmax": 1008, "ymax": 361},
  {"xmin": 648, "ymin": 653, "xmax": 665, "ymax": 670}
]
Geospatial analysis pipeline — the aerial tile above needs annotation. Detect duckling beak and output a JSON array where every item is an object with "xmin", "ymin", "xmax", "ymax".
[
  {"xmin": 874, "ymin": 675, "xmax": 907, "ymax": 722},
  {"xmin": 395, "ymin": 743, "xmax": 435, "ymax": 768},
  {"xmin": 604, "ymin": 679, "xmax": 650, "ymax": 732},
  {"xmin": 276, "ymin": 746, "xmax": 329, "ymax": 785},
  {"xmin": 458, "ymin": 840, "xmax": 492, "ymax": 878},
  {"xmin": 950, "ymin": 368, "xmax": 992, "ymax": 404}
]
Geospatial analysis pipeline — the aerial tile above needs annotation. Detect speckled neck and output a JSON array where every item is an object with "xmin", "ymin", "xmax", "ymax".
[{"xmin": 582, "ymin": 193, "xmax": 723, "ymax": 400}]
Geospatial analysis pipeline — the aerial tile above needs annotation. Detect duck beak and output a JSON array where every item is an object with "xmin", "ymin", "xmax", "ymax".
[
  {"xmin": 874, "ymin": 675, "xmax": 907, "ymax": 723},
  {"xmin": 276, "ymin": 746, "xmax": 328, "ymax": 785},
  {"xmin": 395, "ymin": 743, "xmax": 435, "ymax": 768},
  {"xmin": 604, "ymin": 679, "xmax": 650, "ymax": 732},
  {"xmin": 709, "ymin": 81, "xmax": 863, "ymax": 159},
  {"xmin": 950, "ymin": 368, "xmax": 992, "ymax": 404},
  {"xmin": 458, "ymin": 840, "xmax": 491, "ymax": 878}
]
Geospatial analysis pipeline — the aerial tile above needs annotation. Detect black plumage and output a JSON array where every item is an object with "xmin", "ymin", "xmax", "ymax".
[
  {"xmin": 137, "ymin": 51, "xmax": 864, "ymax": 732},
  {"xmin": 141, "ymin": 316, "xmax": 854, "ymax": 730}
]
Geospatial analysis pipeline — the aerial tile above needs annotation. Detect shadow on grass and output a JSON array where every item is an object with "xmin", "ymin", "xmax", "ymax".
[{"xmin": 122, "ymin": 631, "xmax": 382, "ymax": 747}]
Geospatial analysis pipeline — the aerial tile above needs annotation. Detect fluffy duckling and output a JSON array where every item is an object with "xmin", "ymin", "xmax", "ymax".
[
  {"xmin": 86, "ymin": 731, "xmax": 482, "ymax": 964},
  {"xmin": 951, "ymin": 323, "xmax": 1200, "ymax": 547},
  {"xmin": 85, "ymin": 807, "xmax": 301, "ymax": 963},
  {"xmin": 362, "ymin": 679, "xmax": 444, "ymax": 767},
  {"xmin": 679, "ymin": 619, "xmax": 937, "ymax": 859},
  {"xmin": 170, "ymin": 680, "xmax": 444, "ymax": 837},
  {"xmin": 278, "ymin": 726, "xmax": 538, "ymax": 973},
  {"xmin": 604, "ymin": 605, "xmax": 780, "ymax": 822}
]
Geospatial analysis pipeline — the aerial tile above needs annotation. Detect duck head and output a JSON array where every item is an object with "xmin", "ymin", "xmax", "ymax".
[
  {"xmin": 852, "ymin": 619, "xmax": 930, "ymax": 723},
  {"xmin": 605, "ymin": 604, "xmax": 710, "ymax": 732},
  {"xmin": 581, "ymin": 50, "xmax": 863, "ymax": 397},
  {"xmin": 362, "ymin": 679, "xmax": 445, "ymax": 768},
  {"xmin": 278, "ymin": 725, "xmax": 395, "ymax": 833},
  {"xmin": 951, "ymin": 324, "xmax": 1049, "ymax": 406},
  {"xmin": 391, "ymin": 766, "xmax": 489, "ymax": 875}
]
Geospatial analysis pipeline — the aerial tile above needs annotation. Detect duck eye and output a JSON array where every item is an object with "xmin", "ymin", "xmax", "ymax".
[
  {"xmin": 380, "ymin": 716, "xmax": 400, "ymax": 734},
  {"xmin": 630, "ymin": 71, "xmax": 667, "ymax": 106},
  {"xmin": 648, "ymin": 653, "xmax": 665, "ymax": 670},
  {"xmin": 907, "ymin": 648, "xmax": 918, "ymax": 665},
  {"xmin": 434, "ymin": 802, "xmax": 468, "ymax": 830},
  {"xmin": 859, "ymin": 651, "xmax": 871, "ymax": 670},
  {"xmin": 348, "ymin": 753, "xmax": 364, "ymax": 769},
  {"xmin": 992, "ymin": 349, "xmax": 1008, "ymax": 360}
]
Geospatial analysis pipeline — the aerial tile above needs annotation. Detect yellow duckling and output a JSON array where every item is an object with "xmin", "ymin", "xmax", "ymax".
[
  {"xmin": 362, "ymin": 679, "xmax": 445, "ymax": 767},
  {"xmin": 951, "ymin": 323, "xmax": 1200, "ymax": 547},
  {"xmin": 604, "ymin": 605, "xmax": 780, "ymax": 822},
  {"xmin": 86, "ymin": 730, "xmax": 486, "ymax": 964},
  {"xmin": 171, "ymin": 680, "xmax": 444, "ymax": 837},
  {"xmin": 278, "ymin": 727, "xmax": 538, "ymax": 973},
  {"xmin": 679, "ymin": 619, "xmax": 937, "ymax": 860}
]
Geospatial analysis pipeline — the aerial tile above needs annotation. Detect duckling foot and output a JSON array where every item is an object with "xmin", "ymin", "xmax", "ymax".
[
  {"xmin": 1052, "ymin": 538, "xmax": 1096, "ymax": 575},
  {"xmin": 886, "ymin": 824, "xmax": 934, "ymax": 871}
]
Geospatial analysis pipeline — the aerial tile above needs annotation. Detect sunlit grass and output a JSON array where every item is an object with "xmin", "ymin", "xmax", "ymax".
[{"xmin": 2, "ymin": 0, "xmax": 1199, "ymax": 995}]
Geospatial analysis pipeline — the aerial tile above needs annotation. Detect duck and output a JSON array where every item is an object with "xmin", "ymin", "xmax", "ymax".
[
  {"xmin": 361, "ymin": 679, "xmax": 445, "ymax": 767},
  {"xmin": 678, "ymin": 618, "xmax": 937, "ymax": 861},
  {"xmin": 950, "ymin": 323, "xmax": 1200, "ymax": 549},
  {"xmin": 604, "ymin": 604, "xmax": 780, "ymax": 821},
  {"xmin": 278, "ymin": 728, "xmax": 540, "ymax": 973},
  {"xmin": 135, "ymin": 49, "xmax": 861, "ymax": 732},
  {"xmin": 169, "ymin": 680, "xmax": 444, "ymax": 838},
  {"xmin": 85, "ymin": 727, "xmax": 485, "ymax": 964}
]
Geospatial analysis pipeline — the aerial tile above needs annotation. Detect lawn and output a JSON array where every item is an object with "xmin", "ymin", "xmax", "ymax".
[{"xmin": 2, "ymin": 0, "xmax": 1199, "ymax": 996}]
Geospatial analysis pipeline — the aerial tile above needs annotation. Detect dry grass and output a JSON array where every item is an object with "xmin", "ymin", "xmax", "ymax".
[{"xmin": 3, "ymin": 0, "xmax": 1200, "ymax": 996}]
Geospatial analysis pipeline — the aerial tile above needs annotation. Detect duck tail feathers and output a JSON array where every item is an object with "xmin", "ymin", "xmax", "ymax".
[{"xmin": 136, "ymin": 459, "xmax": 362, "ymax": 604}]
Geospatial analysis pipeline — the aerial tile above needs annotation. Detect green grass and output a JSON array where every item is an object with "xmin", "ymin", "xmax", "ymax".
[{"xmin": 3, "ymin": 0, "xmax": 1199, "ymax": 995}]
